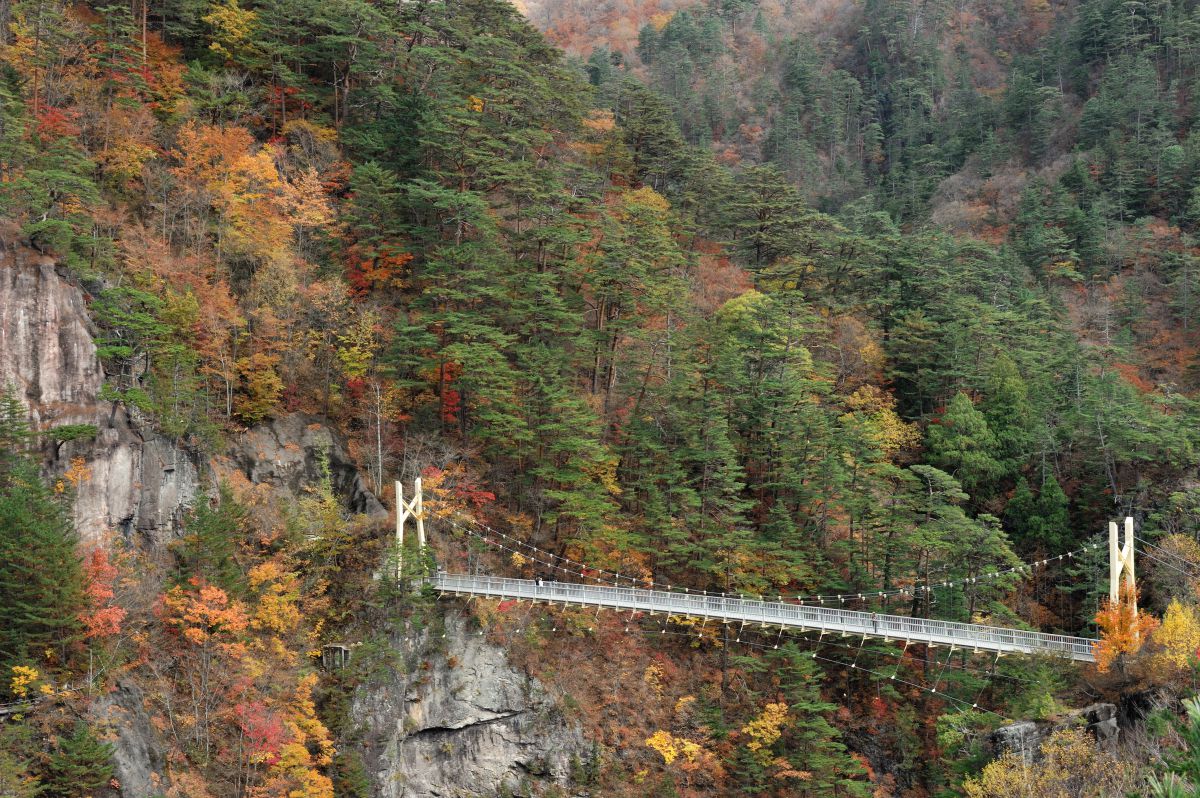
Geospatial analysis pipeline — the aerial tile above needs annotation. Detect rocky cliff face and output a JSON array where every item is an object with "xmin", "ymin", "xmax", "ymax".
[
  {"xmin": 352, "ymin": 615, "xmax": 592, "ymax": 798},
  {"xmin": 218, "ymin": 413, "xmax": 386, "ymax": 519},
  {"xmin": 989, "ymin": 701, "xmax": 1123, "ymax": 761},
  {"xmin": 2, "ymin": 229, "xmax": 586, "ymax": 798},
  {"xmin": 0, "ymin": 230, "xmax": 199, "ymax": 547},
  {"xmin": 0, "ymin": 230, "xmax": 386, "ymax": 546}
]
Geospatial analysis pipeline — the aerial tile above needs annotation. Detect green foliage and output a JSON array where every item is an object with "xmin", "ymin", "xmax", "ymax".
[
  {"xmin": 925, "ymin": 393, "xmax": 1004, "ymax": 500},
  {"xmin": 766, "ymin": 643, "xmax": 870, "ymax": 796},
  {"xmin": 0, "ymin": 389, "xmax": 85, "ymax": 671},
  {"xmin": 1149, "ymin": 696, "xmax": 1200, "ymax": 797},
  {"xmin": 330, "ymin": 749, "xmax": 371, "ymax": 798},
  {"xmin": 173, "ymin": 482, "xmax": 248, "ymax": 594},
  {"xmin": 91, "ymin": 285, "xmax": 208, "ymax": 438},
  {"xmin": 0, "ymin": 724, "xmax": 41, "ymax": 798},
  {"xmin": 48, "ymin": 424, "xmax": 99, "ymax": 445},
  {"xmin": 40, "ymin": 723, "xmax": 115, "ymax": 798}
]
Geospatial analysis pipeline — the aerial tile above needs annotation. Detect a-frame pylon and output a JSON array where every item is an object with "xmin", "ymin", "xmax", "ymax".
[
  {"xmin": 1109, "ymin": 516, "xmax": 1136, "ymax": 614},
  {"xmin": 396, "ymin": 478, "xmax": 426, "ymax": 578}
]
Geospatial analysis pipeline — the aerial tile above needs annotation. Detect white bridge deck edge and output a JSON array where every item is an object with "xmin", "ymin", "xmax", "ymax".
[{"xmin": 431, "ymin": 574, "xmax": 1097, "ymax": 663}]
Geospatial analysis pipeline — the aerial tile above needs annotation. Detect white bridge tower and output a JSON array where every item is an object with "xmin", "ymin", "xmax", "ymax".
[
  {"xmin": 1109, "ymin": 516, "xmax": 1136, "ymax": 614},
  {"xmin": 396, "ymin": 478, "xmax": 426, "ymax": 578}
]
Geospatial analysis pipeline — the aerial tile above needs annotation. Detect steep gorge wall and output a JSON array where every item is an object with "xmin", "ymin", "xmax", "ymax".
[
  {"xmin": 0, "ymin": 231, "xmax": 198, "ymax": 546},
  {"xmin": 353, "ymin": 614, "xmax": 592, "ymax": 798},
  {"xmin": 0, "ymin": 228, "xmax": 588, "ymax": 798}
]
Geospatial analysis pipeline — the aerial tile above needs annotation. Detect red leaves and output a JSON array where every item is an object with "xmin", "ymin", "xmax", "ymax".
[
  {"xmin": 80, "ymin": 547, "xmax": 126, "ymax": 639},
  {"xmin": 35, "ymin": 106, "xmax": 82, "ymax": 140},
  {"xmin": 345, "ymin": 243, "xmax": 413, "ymax": 296},
  {"xmin": 422, "ymin": 465, "xmax": 495, "ymax": 509},
  {"xmin": 236, "ymin": 701, "xmax": 288, "ymax": 766}
]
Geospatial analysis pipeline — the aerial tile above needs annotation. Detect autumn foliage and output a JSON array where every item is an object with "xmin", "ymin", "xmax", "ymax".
[{"xmin": 1093, "ymin": 583, "xmax": 1160, "ymax": 673}]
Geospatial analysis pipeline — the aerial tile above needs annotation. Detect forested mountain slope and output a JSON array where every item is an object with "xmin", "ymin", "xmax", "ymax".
[{"xmin": 3, "ymin": 0, "xmax": 1200, "ymax": 795}]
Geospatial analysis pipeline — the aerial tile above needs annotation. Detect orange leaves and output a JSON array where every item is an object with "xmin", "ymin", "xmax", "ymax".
[
  {"xmin": 162, "ymin": 580, "xmax": 249, "ymax": 653},
  {"xmin": 421, "ymin": 463, "xmax": 496, "ymax": 525},
  {"xmin": 345, "ymin": 243, "xmax": 412, "ymax": 296},
  {"xmin": 171, "ymin": 121, "xmax": 291, "ymax": 266},
  {"xmin": 1093, "ymin": 583, "xmax": 1159, "ymax": 672},
  {"xmin": 1113, "ymin": 361, "xmax": 1155, "ymax": 394}
]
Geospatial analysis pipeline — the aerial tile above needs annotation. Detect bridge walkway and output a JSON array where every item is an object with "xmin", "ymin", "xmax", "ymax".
[{"xmin": 431, "ymin": 574, "xmax": 1097, "ymax": 663}]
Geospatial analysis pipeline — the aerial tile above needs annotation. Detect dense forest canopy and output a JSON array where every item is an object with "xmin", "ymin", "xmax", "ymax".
[{"xmin": 6, "ymin": 0, "xmax": 1200, "ymax": 795}]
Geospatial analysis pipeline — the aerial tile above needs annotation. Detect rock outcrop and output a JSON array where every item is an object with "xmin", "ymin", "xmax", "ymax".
[
  {"xmin": 1, "ymin": 231, "xmax": 385, "ymax": 545},
  {"xmin": 3, "ymin": 228, "xmax": 587, "ymax": 798},
  {"xmin": 353, "ymin": 615, "xmax": 591, "ymax": 798},
  {"xmin": 0, "ymin": 230, "xmax": 199, "ymax": 547},
  {"xmin": 988, "ymin": 701, "xmax": 1121, "ymax": 762},
  {"xmin": 92, "ymin": 680, "xmax": 172, "ymax": 797},
  {"xmin": 220, "ymin": 413, "xmax": 387, "ymax": 518}
]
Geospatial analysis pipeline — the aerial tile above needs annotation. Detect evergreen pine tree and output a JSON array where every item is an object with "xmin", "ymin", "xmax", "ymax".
[
  {"xmin": 173, "ymin": 482, "xmax": 248, "ymax": 594},
  {"xmin": 925, "ymin": 392, "xmax": 1004, "ymax": 500},
  {"xmin": 771, "ymin": 643, "xmax": 871, "ymax": 797},
  {"xmin": 0, "ymin": 389, "xmax": 85, "ymax": 669},
  {"xmin": 39, "ymin": 723, "xmax": 114, "ymax": 798}
]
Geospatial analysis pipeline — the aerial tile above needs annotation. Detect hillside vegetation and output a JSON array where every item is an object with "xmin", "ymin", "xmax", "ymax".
[{"xmin": 5, "ymin": 0, "xmax": 1200, "ymax": 795}]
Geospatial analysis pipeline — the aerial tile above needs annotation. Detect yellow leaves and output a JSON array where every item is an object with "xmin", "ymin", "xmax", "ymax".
[
  {"xmin": 235, "ymin": 352, "xmax": 284, "ymax": 423},
  {"xmin": 9, "ymin": 665, "xmax": 40, "ymax": 699},
  {"xmin": 581, "ymin": 455, "xmax": 622, "ymax": 498},
  {"xmin": 622, "ymin": 186, "xmax": 671, "ymax": 214},
  {"xmin": 645, "ymin": 730, "xmax": 702, "ymax": 766},
  {"xmin": 963, "ymin": 727, "xmax": 1136, "ymax": 797},
  {"xmin": 741, "ymin": 702, "xmax": 789, "ymax": 764},
  {"xmin": 509, "ymin": 552, "xmax": 529, "ymax": 569},
  {"xmin": 649, "ymin": 11, "xmax": 674, "ymax": 30},
  {"xmin": 98, "ymin": 128, "xmax": 159, "ymax": 188},
  {"xmin": 643, "ymin": 663, "xmax": 666, "ymax": 697},
  {"xmin": 335, "ymin": 311, "xmax": 381, "ymax": 380},
  {"xmin": 1148, "ymin": 599, "xmax": 1200, "ymax": 675},
  {"xmin": 203, "ymin": 0, "xmax": 258, "ymax": 60},
  {"xmin": 286, "ymin": 168, "xmax": 334, "ymax": 230},
  {"xmin": 248, "ymin": 562, "xmax": 302, "ymax": 636},
  {"xmin": 65, "ymin": 456, "xmax": 91, "ymax": 487},
  {"xmin": 466, "ymin": 95, "xmax": 486, "ymax": 113},
  {"xmin": 1093, "ymin": 583, "xmax": 1159, "ymax": 673},
  {"xmin": 841, "ymin": 385, "xmax": 919, "ymax": 460}
]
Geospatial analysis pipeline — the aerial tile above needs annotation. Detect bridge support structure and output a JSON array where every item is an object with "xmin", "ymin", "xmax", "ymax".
[
  {"xmin": 1109, "ymin": 516, "xmax": 1136, "ymax": 615},
  {"xmin": 396, "ymin": 478, "xmax": 427, "ymax": 579}
]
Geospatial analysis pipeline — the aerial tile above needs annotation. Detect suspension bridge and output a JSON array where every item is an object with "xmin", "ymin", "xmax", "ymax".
[{"xmin": 394, "ymin": 480, "xmax": 1163, "ymax": 668}]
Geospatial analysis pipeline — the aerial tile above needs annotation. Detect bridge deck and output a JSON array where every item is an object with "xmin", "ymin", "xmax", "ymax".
[{"xmin": 432, "ymin": 574, "xmax": 1097, "ymax": 663}]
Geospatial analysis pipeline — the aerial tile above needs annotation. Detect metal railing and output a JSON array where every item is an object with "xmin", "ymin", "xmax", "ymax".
[{"xmin": 430, "ymin": 573, "xmax": 1097, "ymax": 663}]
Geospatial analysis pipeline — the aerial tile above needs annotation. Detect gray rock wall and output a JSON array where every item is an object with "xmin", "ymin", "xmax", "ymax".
[
  {"xmin": 989, "ymin": 702, "xmax": 1121, "ymax": 762},
  {"xmin": 353, "ymin": 615, "xmax": 591, "ymax": 798},
  {"xmin": 0, "ymin": 232, "xmax": 198, "ymax": 546}
]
